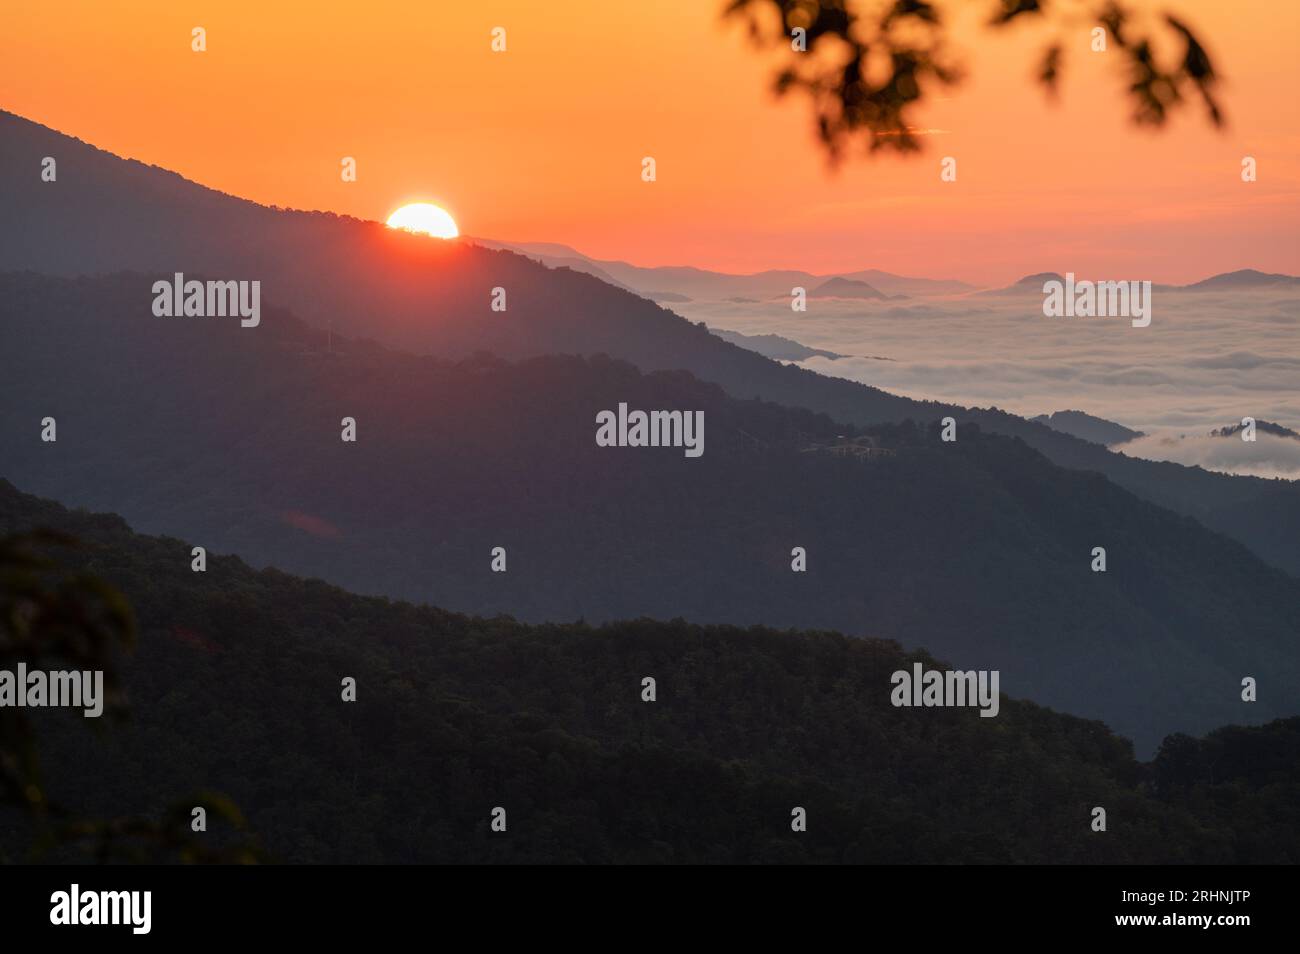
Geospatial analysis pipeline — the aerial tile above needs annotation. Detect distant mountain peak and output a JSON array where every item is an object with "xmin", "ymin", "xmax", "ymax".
[
  {"xmin": 1211, "ymin": 419, "xmax": 1300, "ymax": 440},
  {"xmin": 1031, "ymin": 410, "xmax": 1143, "ymax": 447},
  {"xmin": 1182, "ymin": 269, "xmax": 1300, "ymax": 289},
  {"xmin": 710, "ymin": 328, "xmax": 851, "ymax": 362},
  {"xmin": 810, "ymin": 276, "xmax": 887, "ymax": 299},
  {"xmin": 1016, "ymin": 272, "xmax": 1065, "ymax": 287}
]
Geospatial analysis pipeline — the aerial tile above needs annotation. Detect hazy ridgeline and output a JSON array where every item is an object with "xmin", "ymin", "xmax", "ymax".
[
  {"xmin": 2, "ymin": 272, "xmax": 1297, "ymax": 756},
  {"xmin": 2, "ymin": 109, "xmax": 1299, "ymax": 579}
]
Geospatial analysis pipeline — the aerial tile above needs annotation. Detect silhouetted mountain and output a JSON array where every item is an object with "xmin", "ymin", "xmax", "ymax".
[
  {"xmin": 810, "ymin": 277, "xmax": 888, "ymax": 300},
  {"xmin": 971, "ymin": 273, "xmax": 1068, "ymax": 296},
  {"xmin": 2, "ymin": 272, "xmax": 1298, "ymax": 754},
  {"xmin": 536, "ymin": 255, "xmax": 636, "ymax": 291},
  {"xmin": 2, "ymin": 109, "xmax": 1298, "ymax": 578},
  {"xmin": 711, "ymin": 329, "xmax": 851, "ymax": 361},
  {"xmin": 1018, "ymin": 272, "xmax": 1065, "ymax": 287},
  {"xmin": 1182, "ymin": 269, "xmax": 1300, "ymax": 290},
  {"xmin": 1211, "ymin": 420, "xmax": 1300, "ymax": 440},
  {"xmin": 478, "ymin": 239, "xmax": 976, "ymax": 299},
  {"xmin": 988, "ymin": 268, "xmax": 1300, "ymax": 295},
  {"xmin": 1032, "ymin": 411, "xmax": 1144, "ymax": 447},
  {"xmin": 838, "ymin": 268, "xmax": 972, "ymax": 297},
  {"xmin": 2, "ymin": 479, "xmax": 1296, "ymax": 863}
]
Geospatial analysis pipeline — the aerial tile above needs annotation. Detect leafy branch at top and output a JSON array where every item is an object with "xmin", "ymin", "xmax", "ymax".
[{"xmin": 724, "ymin": 0, "xmax": 1224, "ymax": 161}]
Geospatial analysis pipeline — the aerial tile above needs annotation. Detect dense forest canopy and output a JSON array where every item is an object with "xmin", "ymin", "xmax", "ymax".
[{"xmin": 1, "ymin": 480, "xmax": 1296, "ymax": 863}]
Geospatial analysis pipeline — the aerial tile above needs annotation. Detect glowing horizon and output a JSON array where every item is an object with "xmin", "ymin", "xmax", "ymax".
[
  {"xmin": 1, "ymin": 0, "xmax": 1295, "ymax": 284},
  {"xmin": 386, "ymin": 202, "xmax": 459, "ymax": 239}
]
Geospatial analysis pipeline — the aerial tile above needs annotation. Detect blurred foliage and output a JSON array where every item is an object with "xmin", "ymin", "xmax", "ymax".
[
  {"xmin": 0, "ymin": 531, "xmax": 259, "ymax": 863},
  {"xmin": 725, "ymin": 0, "xmax": 1223, "ymax": 160}
]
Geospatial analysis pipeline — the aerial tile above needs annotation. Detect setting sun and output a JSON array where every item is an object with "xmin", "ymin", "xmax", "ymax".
[{"xmin": 385, "ymin": 202, "xmax": 459, "ymax": 239}]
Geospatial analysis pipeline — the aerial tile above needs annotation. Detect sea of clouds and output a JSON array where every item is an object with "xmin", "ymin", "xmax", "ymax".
[{"xmin": 677, "ymin": 286, "xmax": 1300, "ymax": 479}]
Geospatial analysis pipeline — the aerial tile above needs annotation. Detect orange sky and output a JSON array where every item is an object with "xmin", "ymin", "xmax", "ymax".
[{"xmin": 2, "ymin": 0, "xmax": 1297, "ymax": 283}]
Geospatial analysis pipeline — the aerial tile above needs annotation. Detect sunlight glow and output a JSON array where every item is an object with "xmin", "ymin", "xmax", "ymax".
[{"xmin": 385, "ymin": 202, "xmax": 459, "ymax": 239}]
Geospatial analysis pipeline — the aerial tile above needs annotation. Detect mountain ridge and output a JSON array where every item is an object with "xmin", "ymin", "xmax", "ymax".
[
  {"xmin": 2, "ymin": 270, "xmax": 1298, "ymax": 754},
  {"xmin": 2, "ymin": 107, "xmax": 1298, "ymax": 582}
]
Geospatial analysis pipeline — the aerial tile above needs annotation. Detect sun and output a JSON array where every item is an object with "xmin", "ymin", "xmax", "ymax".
[{"xmin": 385, "ymin": 202, "xmax": 459, "ymax": 239}]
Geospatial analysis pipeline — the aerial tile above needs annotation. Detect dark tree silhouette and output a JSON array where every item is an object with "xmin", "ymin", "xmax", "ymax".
[{"xmin": 725, "ymin": 0, "xmax": 1224, "ymax": 160}]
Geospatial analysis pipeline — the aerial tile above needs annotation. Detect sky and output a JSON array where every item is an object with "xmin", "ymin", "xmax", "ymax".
[{"xmin": 2, "ymin": 0, "xmax": 1297, "ymax": 284}]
